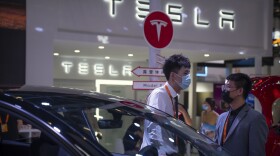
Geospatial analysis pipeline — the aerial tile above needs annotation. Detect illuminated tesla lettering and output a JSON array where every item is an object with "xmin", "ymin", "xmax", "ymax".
[
  {"xmin": 106, "ymin": 0, "xmax": 236, "ymax": 31},
  {"xmin": 78, "ymin": 63, "xmax": 89, "ymax": 75},
  {"xmin": 135, "ymin": 0, "xmax": 149, "ymax": 20},
  {"xmin": 194, "ymin": 7, "xmax": 210, "ymax": 28},
  {"xmin": 94, "ymin": 64, "xmax": 104, "ymax": 76},
  {"xmin": 104, "ymin": 0, "xmax": 123, "ymax": 17},
  {"xmin": 109, "ymin": 65, "xmax": 118, "ymax": 76},
  {"xmin": 136, "ymin": 1, "xmax": 182, "ymax": 23},
  {"xmin": 166, "ymin": 3, "xmax": 182, "ymax": 24},
  {"xmin": 150, "ymin": 20, "xmax": 167, "ymax": 41},
  {"xmin": 61, "ymin": 61, "xmax": 135, "ymax": 77},
  {"xmin": 61, "ymin": 62, "xmax": 73, "ymax": 74},
  {"xmin": 122, "ymin": 65, "xmax": 132, "ymax": 76},
  {"xmin": 219, "ymin": 10, "xmax": 235, "ymax": 30}
]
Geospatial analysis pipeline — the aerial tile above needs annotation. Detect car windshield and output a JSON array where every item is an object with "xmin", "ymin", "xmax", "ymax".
[{"xmin": 4, "ymin": 88, "xmax": 231, "ymax": 156}]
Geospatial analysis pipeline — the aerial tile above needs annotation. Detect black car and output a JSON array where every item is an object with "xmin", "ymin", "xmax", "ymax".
[{"xmin": 0, "ymin": 86, "xmax": 231, "ymax": 156}]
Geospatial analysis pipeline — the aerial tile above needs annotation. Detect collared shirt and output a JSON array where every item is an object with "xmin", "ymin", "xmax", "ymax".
[
  {"xmin": 141, "ymin": 82, "xmax": 178, "ymax": 155},
  {"xmin": 226, "ymin": 104, "xmax": 246, "ymax": 135},
  {"xmin": 148, "ymin": 82, "xmax": 177, "ymax": 116}
]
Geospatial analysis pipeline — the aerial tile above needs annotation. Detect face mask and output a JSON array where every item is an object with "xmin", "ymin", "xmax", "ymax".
[
  {"xmin": 222, "ymin": 90, "xmax": 234, "ymax": 104},
  {"xmin": 202, "ymin": 104, "xmax": 209, "ymax": 110},
  {"xmin": 175, "ymin": 74, "xmax": 191, "ymax": 90}
]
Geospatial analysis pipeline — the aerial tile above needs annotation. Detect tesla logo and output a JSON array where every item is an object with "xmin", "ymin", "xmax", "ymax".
[
  {"xmin": 144, "ymin": 11, "xmax": 173, "ymax": 49},
  {"xmin": 150, "ymin": 20, "xmax": 167, "ymax": 41}
]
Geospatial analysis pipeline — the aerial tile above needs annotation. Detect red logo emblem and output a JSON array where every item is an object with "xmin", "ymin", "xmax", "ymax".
[{"xmin": 144, "ymin": 11, "xmax": 173, "ymax": 49}]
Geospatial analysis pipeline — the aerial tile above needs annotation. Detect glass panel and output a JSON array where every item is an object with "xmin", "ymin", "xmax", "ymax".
[{"xmin": 0, "ymin": 108, "xmax": 70, "ymax": 156}]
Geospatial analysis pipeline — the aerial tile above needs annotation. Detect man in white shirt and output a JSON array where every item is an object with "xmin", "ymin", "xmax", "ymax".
[{"xmin": 141, "ymin": 54, "xmax": 192, "ymax": 155}]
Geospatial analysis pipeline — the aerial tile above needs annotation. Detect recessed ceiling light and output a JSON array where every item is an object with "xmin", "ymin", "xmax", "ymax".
[
  {"xmin": 204, "ymin": 54, "xmax": 210, "ymax": 57},
  {"xmin": 239, "ymin": 51, "xmax": 245, "ymax": 55},
  {"xmin": 53, "ymin": 53, "xmax": 59, "ymax": 56},
  {"xmin": 35, "ymin": 27, "xmax": 44, "ymax": 32},
  {"xmin": 105, "ymin": 56, "xmax": 110, "ymax": 59},
  {"xmin": 74, "ymin": 50, "xmax": 80, "ymax": 53},
  {"xmin": 128, "ymin": 54, "xmax": 133, "ymax": 57},
  {"xmin": 98, "ymin": 46, "xmax": 105, "ymax": 49}
]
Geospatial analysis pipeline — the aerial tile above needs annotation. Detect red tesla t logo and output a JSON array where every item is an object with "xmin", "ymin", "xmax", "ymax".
[{"xmin": 144, "ymin": 11, "xmax": 173, "ymax": 49}]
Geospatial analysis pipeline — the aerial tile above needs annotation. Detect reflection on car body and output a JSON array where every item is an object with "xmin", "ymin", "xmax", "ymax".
[{"xmin": 0, "ymin": 85, "xmax": 232, "ymax": 156}]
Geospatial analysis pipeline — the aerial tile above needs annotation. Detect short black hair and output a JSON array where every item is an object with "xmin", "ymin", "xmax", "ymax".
[
  {"xmin": 226, "ymin": 73, "xmax": 252, "ymax": 99},
  {"xmin": 205, "ymin": 97, "xmax": 216, "ymax": 110},
  {"xmin": 132, "ymin": 117, "xmax": 143, "ymax": 124},
  {"xmin": 162, "ymin": 54, "xmax": 191, "ymax": 80}
]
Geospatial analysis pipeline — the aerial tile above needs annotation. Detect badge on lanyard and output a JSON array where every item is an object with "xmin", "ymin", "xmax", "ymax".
[
  {"xmin": 0, "ymin": 114, "xmax": 9, "ymax": 133},
  {"xmin": 1, "ymin": 124, "xmax": 8, "ymax": 133}
]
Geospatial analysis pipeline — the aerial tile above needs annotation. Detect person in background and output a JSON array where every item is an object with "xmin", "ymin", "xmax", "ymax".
[
  {"xmin": 0, "ymin": 111, "xmax": 19, "ymax": 140},
  {"xmin": 200, "ymin": 97, "xmax": 219, "ymax": 140},
  {"xmin": 141, "ymin": 54, "xmax": 192, "ymax": 155},
  {"xmin": 214, "ymin": 73, "xmax": 268, "ymax": 156},
  {"xmin": 123, "ymin": 117, "xmax": 143, "ymax": 155}
]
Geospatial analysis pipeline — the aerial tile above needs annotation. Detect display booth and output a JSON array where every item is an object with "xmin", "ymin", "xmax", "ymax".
[{"xmin": 251, "ymin": 76, "xmax": 280, "ymax": 156}]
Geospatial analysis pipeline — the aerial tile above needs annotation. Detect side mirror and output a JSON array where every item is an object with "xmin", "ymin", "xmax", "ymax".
[{"xmin": 98, "ymin": 119, "xmax": 123, "ymax": 129}]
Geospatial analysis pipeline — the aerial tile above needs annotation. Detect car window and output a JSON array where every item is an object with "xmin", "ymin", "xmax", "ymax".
[
  {"xmin": 88, "ymin": 107, "xmax": 204, "ymax": 156},
  {"xmin": 2, "ymin": 90, "xmax": 231, "ymax": 156},
  {"xmin": 0, "ymin": 109, "xmax": 70, "ymax": 156}
]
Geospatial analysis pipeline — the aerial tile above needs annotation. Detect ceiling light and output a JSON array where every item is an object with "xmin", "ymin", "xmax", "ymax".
[
  {"xmin": 74, "ymin": 50, "xmax": 80, "ymax": 53},
  {"xmin": 98, "ymin": 46, "xmax": 105, "ymax": 49},
  {"xmin": 239, "ymin": 51, "xmax": 245, "ymax": 55},
  {"xmin": 41, "ymin": 102, "xmax": 50, "ymax": 106},
  {"xmin": 105, "ymin": 56, "xmax": 110, "ymax": 59},
  {"xmin": 35, "ymin": 27, "xmax": 44, "ymax": 32},
  {"xmin": 204, "ymin": 54, "xmax": 210, "ymax": 57},
  {"xmin": 53, "ymin": 53, "xmax": 59, "ymax": 56},
  {"xmin": 128, "ymin": 54, "xmax": 133, "ymax": 57}
]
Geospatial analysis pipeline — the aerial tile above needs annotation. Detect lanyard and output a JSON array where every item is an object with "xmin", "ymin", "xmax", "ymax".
[
  {"xmin": 222, "ymin": 115, "xmax": 229, "ymax": 144},
  {"xmin": 164, "ymin": 85, "xmax": 176, "ymax": 117},
  {"xmin": 0, "ymin": 114, "xmax": 9, "ymax": 124}
]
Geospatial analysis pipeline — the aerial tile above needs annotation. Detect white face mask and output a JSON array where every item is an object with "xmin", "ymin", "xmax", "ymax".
[
  {"xmin": 175, "ymin": 73, "xmax": 191, "ymax": 90},
  {"xmin": 202, "ymin": 104, "xmax": 209, "ymax": 110}
]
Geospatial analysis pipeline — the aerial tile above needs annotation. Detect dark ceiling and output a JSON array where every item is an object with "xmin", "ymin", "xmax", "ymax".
[
  {"xmin": 274, "ymin": 0, "xmax": 280, "ymax": 18},
  {"xmin": 0, "ymin": 0, "xmax": 25, "ymax": 5}
]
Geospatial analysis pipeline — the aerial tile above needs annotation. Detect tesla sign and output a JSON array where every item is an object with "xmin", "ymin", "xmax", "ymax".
[
  {"xmin": 144, "ymin": 11, "xmax": 173, "ymax": 49},
  {"xmin": 103, "ymin": 0, "xmax": 235, "ymax": 30},
  {"xmin": 61, "ymin": 61, "xmax": 132, "ymax": 77}
]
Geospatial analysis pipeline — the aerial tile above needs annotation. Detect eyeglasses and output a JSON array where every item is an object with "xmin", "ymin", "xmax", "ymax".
[
  {"xmin": 174, "ymin": 72, "xmax": 190, "ymax": 77},
  {"xmin": 221, "ymin": 85, "xmax": 238, "ymax": 92}
]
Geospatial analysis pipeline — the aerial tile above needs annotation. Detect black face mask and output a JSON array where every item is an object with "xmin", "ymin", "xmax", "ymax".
[{"xmin": 222, "ymin": 90, "xmax": 234, "ymax": 104}]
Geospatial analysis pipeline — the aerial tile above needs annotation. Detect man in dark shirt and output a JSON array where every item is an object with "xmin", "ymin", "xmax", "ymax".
[{"xmin": 214, "ymin": 73, "xmax": 268, "ymax": 156}]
